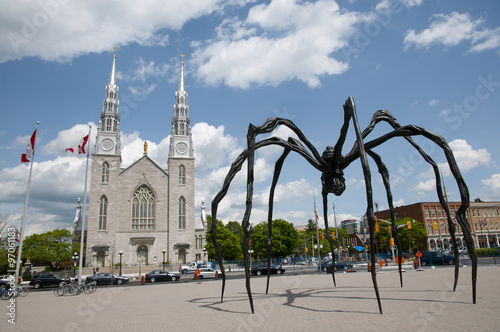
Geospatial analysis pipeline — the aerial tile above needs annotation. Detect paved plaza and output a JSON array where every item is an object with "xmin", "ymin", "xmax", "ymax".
[{"xmin": 2, "ymin": 265, "xmax": 499, "ymax": 331}]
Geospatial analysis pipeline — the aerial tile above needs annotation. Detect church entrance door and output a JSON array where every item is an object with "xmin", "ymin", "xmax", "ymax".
[
  {"xmin": 178, "ymin": 249, "xmax": 186, "ymax": 264},
  {"xmin": 97, "ymin": 252, "xmax": 105, "ymax": 267},
  {"xmin": 137, "ymin": 245, "xmax": 148, "ymax": 266}
]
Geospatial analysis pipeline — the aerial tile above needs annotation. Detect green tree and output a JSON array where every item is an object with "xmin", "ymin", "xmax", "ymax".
[
  {"xmin": 225, "ymin": 221, "xmax": 243, "ymax": 245},
  {"xmin": 297, "ymin": 225, "xmax": 348, "ymax": 257},
  {"xmin": 397, "ymin": 218, "xmax": 427, "ymax": 251},
  {"xmin": 205, "ymin": 216, "xmax": 243, "ymax": 261},
  {"xmin": 304, "ymin": 218, "xmax": 317, "ymax": 233},
  {"xmin": 251, "ymin": 219, "xmax": 299, "ymax": 258},
  {"xmin": 22, "ymin": 229, "xmax": 77, "ymax": 271},
  {"xmin": 375, "ymin": 218, "xmax": 427, "ymax": 253}
]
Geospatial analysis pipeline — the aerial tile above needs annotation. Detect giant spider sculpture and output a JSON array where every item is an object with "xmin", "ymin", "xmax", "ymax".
[{"xmin": 210, "ymin": 96, "xmax": 477, "ymax": 314}]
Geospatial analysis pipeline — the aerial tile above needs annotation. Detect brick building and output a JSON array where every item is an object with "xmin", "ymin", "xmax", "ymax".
[{"xmin": 375, "ymin": 201, "xmax": 500, "ymax": 251}]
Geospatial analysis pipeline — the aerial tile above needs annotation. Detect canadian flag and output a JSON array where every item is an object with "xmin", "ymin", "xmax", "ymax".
[
  {"xmin": 21, "ymin": 129, "xmax": 37, "ymax": 163},
  {"xmin": 66, "ymin": 135, "xmax": 89, "ymax": 154}
]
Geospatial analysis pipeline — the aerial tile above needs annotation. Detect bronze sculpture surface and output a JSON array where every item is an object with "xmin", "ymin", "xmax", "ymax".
[{"xmin": 210, "ymin": 96, "xmax": 477, "ymax": 314}]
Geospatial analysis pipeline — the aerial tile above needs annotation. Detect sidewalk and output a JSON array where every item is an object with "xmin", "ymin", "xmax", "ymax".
[{"xmin": 5, "ymin": 265, "xmax": 499, "ymax": 331}]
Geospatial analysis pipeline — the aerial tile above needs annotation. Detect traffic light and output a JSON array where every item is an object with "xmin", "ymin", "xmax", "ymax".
[
  {"xmin": 331, "ymin": 232, "xmax": 336, "ymax": 240},
  {"xmin": 433, "ymin": 222, "xmax": 438, "ymax": 230},
  {"xmin": 321, "ymin": 232, "xmax": 325, "ymax": 240},
  {"xmin": 388, "ymin": 226, "xmax": 392, "ymax": 234},
  {"xmin": 339, "ymin": 246, "xmax": 343, "ymax": 252},
  {"xmin": 375, "ymin": 221, "xmax": 379, "ymax": 232},
  {"xmin": 389, "ymin": 238, "xmax": 395, "ymax": 246},
  {"xmin": 407, "ymin": 221, "xmax": 411, "ymax": 229},
  {"xmin": 305, "ymin": 247, "xmax": 308, "ymax": 252}
]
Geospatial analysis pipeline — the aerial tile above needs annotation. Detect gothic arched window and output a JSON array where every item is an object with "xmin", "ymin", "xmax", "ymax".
[
  {"xmin": 101, "ymin": 162, "xmax": 109, "ymax": 183},
  {"xmin": 131, "ymin": 186, "xmax": 156, "ymax": 230},
  {"xmin": 99, "ymin": 195, "xmax": 108, "ymax": 231},
  {"xmin": 179, "ymin": 196, "xmax": 186, "ymax": 230},
  {"xmin": 179, "ymin": 165, "xmax": 185, "ymax": 185}
]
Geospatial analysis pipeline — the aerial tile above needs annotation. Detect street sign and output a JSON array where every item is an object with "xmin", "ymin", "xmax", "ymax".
[{"xmin": 416, "ymin": 251, "xmax": 422, "ymax": 258}]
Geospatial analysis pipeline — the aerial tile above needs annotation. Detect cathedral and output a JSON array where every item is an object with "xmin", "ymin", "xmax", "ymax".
[{"xmin": 84, "ymin": 52, "xmax": 206, "ymax": 268}]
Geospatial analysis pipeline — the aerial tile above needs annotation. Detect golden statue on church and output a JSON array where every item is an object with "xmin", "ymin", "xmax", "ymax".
[{"xmin": 144, "ymin": 141, "xmax": 148, "ymax": 154}]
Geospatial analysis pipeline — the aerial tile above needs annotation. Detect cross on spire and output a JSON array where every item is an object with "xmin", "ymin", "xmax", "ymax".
[{"xmin": 113, "ymin": 45, "xmax": 119, "ymax": 55}]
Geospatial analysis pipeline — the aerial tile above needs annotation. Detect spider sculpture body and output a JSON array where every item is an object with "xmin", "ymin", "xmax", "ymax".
[{"xmin": 210, "ymin": 96, "xmax": 477, "ymax": 314}]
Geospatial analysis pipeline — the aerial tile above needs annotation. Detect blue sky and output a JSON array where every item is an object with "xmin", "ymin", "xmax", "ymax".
[{"xmin": 1, "ymin": 0, "xmax": 499, "ymax": 236}]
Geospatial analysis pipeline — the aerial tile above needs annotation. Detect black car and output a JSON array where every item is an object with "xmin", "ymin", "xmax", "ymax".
[
  {"xmin": 251, "ymin": 264, "xmax": 285, "ymax": 276},
  {"xmin": 85, "ymin": 273, "xmax": 129, "ymax": 285},
  {"xmin": 145, "ymin": 270, "xmax": 180, "ymax": 283},
  {"xmin": 29, "ymin": 273, "xmax": 70, "ymax": 289},
  {"xmin": 319, "ymin": 260, "xmax": 345, "ymax": 273},
  {"xmin": 419, "ymin": 251, "xmax": 455, "ymax": 266}
]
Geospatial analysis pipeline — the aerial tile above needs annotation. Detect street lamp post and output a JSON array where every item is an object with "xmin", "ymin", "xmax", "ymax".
[
  {"xmin": 202, "ymin": 247, "xmax": 207, "ymax": 262},
  {"xmin": 249, "ymin": 249, "xmax": 254, "ymax": 270},
  {"xmin": 118, "ymin": 251, "xmax": 123, "ymax": 276},
  {"xmin": 72, "ymin": 252, "xmax": 78, "ymax": 277},
  {"xmin": 162, "ymin": 249, "xmax": 166, "ymax": 271}
]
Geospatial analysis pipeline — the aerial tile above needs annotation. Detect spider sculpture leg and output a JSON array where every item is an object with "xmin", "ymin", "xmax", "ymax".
[
  {"xmin": 345, "ymin": 116, "xmax": 476, "ymax": 304},
  {"xmin": 343, "ymin": 97, "xmax": 383, "ymax": 314},
  {"xmin": 321, "ymin": 190, "xmax": 337, "ymax": 286},
  {"xmin": 211, "ymin": 119, "xmax": 326, "ymax": 313},
  {"xmin": 210, "ymin": 149, "xmax": 249, "ymax": 304},
  {"xmin": 359, "ymin": 109, "xmax": 474, "ymax": 295},
  {"xmin": 265, "ymin": 148, "xmax": 291, "ymax": 294},
  {"xmin": 367, "ymin": 150, "xmax": 404, "ymax": 287}
]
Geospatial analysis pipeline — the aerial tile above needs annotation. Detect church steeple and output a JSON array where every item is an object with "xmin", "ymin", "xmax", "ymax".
[
  {"xmin": 94, "ymin": 48, "xmax": 121, "ymax": 156},
  {"xmin": 169, "ymin": 54, "xmax": 193, "ymax": 158}
]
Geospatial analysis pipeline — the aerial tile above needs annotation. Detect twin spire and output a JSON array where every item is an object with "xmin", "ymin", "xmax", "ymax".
[
  {"xmin": 179, "ymin": 53, "xmax": 185, "ymax": 92},
  {"xmin": 98, "ymin": 49, "xmax": 192, "ymax": 158},
  {"xmin": 109, "ymin": 45, "xmax": 118, "ymax": 87}
]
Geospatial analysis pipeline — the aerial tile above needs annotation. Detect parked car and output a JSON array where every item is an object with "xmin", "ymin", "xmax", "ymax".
[
  {"xmin": 193, "ymin": 268, "xmax": 218, "ymax": 279},
  {"xmin": 85, "ymin": 273, "xmax": 129, "ymax": 285},
  {"xmin": 29, "ymin": 273, "xmax": 70, "ymax": 289},
  {"xmin": 250, "ymin": 264, "xmax": 285, "ymax": 276},
  {"xmin": 145, "ymin": 270, "xmax": 180, "ymax": 283},
  {"xmin": 319, "ymin": 259, "xmax": 345, "ymax": 273},
  {"xmin": 419, "ymin": 251, "xmax": 455, "ymax": 266}
]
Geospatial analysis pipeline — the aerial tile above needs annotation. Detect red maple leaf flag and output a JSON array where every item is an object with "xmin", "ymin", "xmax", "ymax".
[
  {"xmin": 66, "ymin": 135, "xmax": 89, "ymax": 154},
  {"xmin": 21, "ymin": 129, "xmax": 37, "ymax": 163}
]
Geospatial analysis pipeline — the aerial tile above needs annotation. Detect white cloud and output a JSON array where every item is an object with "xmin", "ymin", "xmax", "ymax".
[
  {"xmin": 192, "ymin": 0, "xmax": 372, "ymax": 89},
  {"xmin": 428, "ymin": 99, "xmax": 438, "ymax": 106},
  {"xmin": 448, "ymin": 139, "xmax": 491, "ymax": 172},
  {"xmin": 404, "ymin": 12, "xmax": 500, "ymax": 53},
  {"xmin": 416, "ymin": 139, "xmax": 491, "ymax": 186},
  {"xmin": 118, "ymin": 58, "xmax": 170, "ymax": 97},
  {"xmin": 412, "ymin": 179, "xmax": 436, "ymax": 192},
  {"xmin": 469, "ymin": 27, "xmax": 500, "ymax": 53},
  {"xmin": 0, "ymin": 0, "xmax": 222, "ymax": 63},
  {"xmin": 376, "ymin": 0, "xmax": 422, "ymax": 11},
  {"xmin": 192, "ymin": 122, "xmax": 240, "ymax": 174},
  {"xmin": 42, "ymin": 123, "xmax": 96, "ymax": 155},
  {"xmin": 401, "ymin": 0, "xmax": 422, "ymax": 7},
  {"xmin": 481, "ymin": 173, "xmax": 500, "ymax": 200}
]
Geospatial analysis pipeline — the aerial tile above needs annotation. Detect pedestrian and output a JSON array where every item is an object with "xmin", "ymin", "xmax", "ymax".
[
  {"xmin": 93, "ymin": 268, "xmax": 96, "ymax": 275},
  {"xmin": 96, "ymin": 267, "xmax": 99, "ymax": 273}
]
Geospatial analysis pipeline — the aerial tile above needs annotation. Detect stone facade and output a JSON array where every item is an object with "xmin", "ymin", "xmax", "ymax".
[{"xmin": 84, "ymin": 53, "xmax": 205, "ymax": 269}]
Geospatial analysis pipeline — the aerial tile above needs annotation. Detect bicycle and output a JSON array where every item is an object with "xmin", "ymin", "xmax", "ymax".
[
  {"xmin": 1, "ymin": 285, "xmax": 28, "ymax": 299},
  {"xmin": 77, "ymin": 282, "xmax": 97, "ymax": 294},
  {"xmin": 54, "ymin": 281, "xmax": 81, "ymax": 296}
]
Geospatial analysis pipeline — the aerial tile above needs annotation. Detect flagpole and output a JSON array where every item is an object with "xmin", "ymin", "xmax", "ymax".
[
  {"xmin": 78, "ymin": 125, "xmax": 91, "ymax": 284},
  {"xmin": 14, "ymin": 121, "xmax": 39, "ymax": 284}
]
